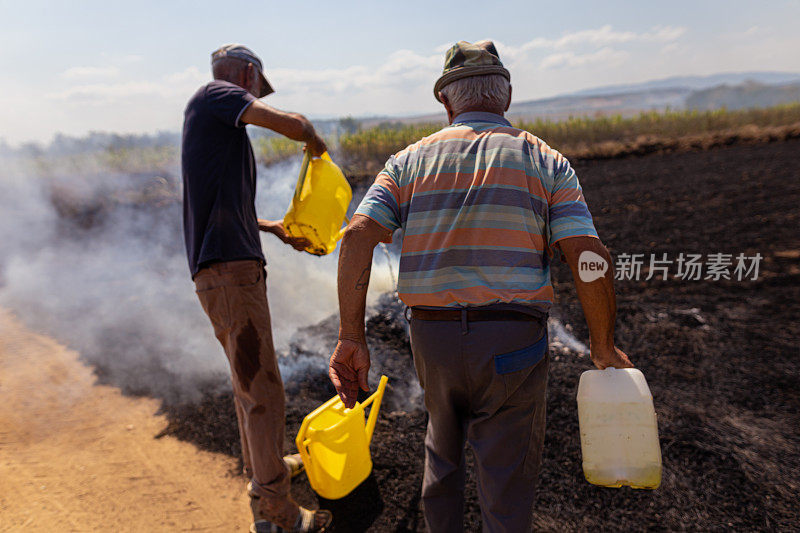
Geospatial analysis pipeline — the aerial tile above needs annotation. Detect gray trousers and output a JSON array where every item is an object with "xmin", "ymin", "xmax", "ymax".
[{"xmin": 409, "ymin": 313, "xmax": 549, "ymax": 533}]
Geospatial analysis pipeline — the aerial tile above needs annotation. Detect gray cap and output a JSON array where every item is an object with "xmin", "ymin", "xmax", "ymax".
[{"xmin": 211, "ymin": 44, "xmax": 274, "ymax": 98}]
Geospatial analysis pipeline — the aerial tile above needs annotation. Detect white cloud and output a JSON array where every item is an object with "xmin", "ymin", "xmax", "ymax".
[
  {"xmin": 497, "ymin": 25, "xmax": 686, "ymax": 62},
  {"xmin": 44, "ymin": 26, "xmax": 688, "ymax": 117},
  {"xmin": 649, "ymin": 26, "xmax": 687, "ymax": 42},
  {"xmin": 269, "ymin": 48, "xmax": 441, "ymax": 97},
  {"xmin": 163, "ymin": 66, "xmax": 207, "ymax": 85},
  {"xmin": 48, "ymin": 66, "xmax": 207, "ymax": 105},
  {"xmin": 661, "ymin": 42, "xmax": 681, "ymax": 55},
  {"xmin": 434, "ymin": 42, "xmax": 453, "ymax": 54},
  {"xmin": 12, "ymin": 21, "xmax": 800, "ymax": 145},
  {"xmin": 47, "ymin": 81, "xmax": 166, "ymax": 104},
  {"xmin": 61, "ymin": 66, "xmax": 120, "ymax": 80},
  {"xmin": 540, "ymin": 47, "xmax": 629, "ymax": 70},
  {"xmin": 26, "ymin": 26, "xmax": 692, "ymax": 142},
  {"xmin": 543, "ymin": 26, "xmax": 639, "ymax": 48}
]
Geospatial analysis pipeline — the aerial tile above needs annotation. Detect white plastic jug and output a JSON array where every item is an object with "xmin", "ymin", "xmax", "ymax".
[{"xmin": 577, "ymin": 367, "xmax": 662, "ymax": 489}]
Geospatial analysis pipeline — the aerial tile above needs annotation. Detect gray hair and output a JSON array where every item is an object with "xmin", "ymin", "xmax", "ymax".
[
  {"xmin": 212, "ymin": 56, "xmax": 248, "ymax": 81},
  {"xmin": 440, "ymin": 74, "xmax": 511, "ymax": 112}
]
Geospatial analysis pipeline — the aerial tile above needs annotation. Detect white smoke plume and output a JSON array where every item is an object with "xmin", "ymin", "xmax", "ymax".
[
  {"xmin": 0, "ymin": 136, "xmax": 585, "ymax": 410},
  {"xmin": 0, "ymin": 141, "xmax": 389, "ymax": 404}
]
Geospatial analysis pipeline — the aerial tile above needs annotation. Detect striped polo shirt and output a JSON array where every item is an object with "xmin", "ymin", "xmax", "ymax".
[{"xmin": 355, "ymin": 111, "xmax": 598, "ymax": 313}]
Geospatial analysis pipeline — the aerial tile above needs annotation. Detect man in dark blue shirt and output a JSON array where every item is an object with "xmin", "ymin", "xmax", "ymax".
[{"xmin": 182, "ymin": 44, "xmax": 331, "ymax": 533}]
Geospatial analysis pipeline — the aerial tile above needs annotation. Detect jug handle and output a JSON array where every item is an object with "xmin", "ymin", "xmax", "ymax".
[
  {"xmin": 293, "ymin": 150, "xmax": 312, "ymax": 202},
  {"xmin": 363, "ymin": 375, "xmax": 389, "ymax": 445},
  {"xmin": 336, "ymin": 215, "xmax": 351, "ymax": 241},
  {"xmin": 295, "ymin": 410, "xmax": 315, "ymax": 464},
  {"xmin": 298, "ymin": 437, "xmax": 313, "ymax": 473}
]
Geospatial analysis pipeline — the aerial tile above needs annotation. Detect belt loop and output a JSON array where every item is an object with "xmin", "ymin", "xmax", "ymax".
[{"xmin": 460, "ymin": 309, "xmax": 468, "ymax": 335}]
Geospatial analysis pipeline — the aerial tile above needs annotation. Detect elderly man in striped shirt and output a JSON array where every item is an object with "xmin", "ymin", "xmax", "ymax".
[{"xmin": 329, "ymin": 40, "xmax": 633, "ymax": 532}]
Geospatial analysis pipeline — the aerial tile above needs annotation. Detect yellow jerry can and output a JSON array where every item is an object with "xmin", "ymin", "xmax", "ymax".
[
  {"xmin": 284, "ymin": 151, "xmax": 352, "ymax": 256},
  {"xmin": 295, "ymin": 375, "xmax": 389, "ymax": 499}
]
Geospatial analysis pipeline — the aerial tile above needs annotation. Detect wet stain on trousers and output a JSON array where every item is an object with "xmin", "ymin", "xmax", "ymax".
[{"xmin": 234, "ymin": 319, "xmax": 262, "ymax": 392}]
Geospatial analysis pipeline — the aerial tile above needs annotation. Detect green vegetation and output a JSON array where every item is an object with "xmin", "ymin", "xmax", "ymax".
[
  {"xmin": 335, "ymin": 103, "xmax": 800, "ymax": 174},
  {"xmin": 338, "ymin": 123, "xmax": 443, "ymax": 172},
  {"xmin": 253, "ymin": 136, "xmax": 303, "ymax": 166},
  {"xmin": 100, "ymin": 145, "xmax": 177, "ymax": 173},
  {"xmin": 19, "ymin": 145, "xmax": 178, "ymax": 177},
  {"xmin": 516, "ymin": 103, "xmax": 800, "ymax": 147},
  {"xmin": 25, "ymin": 103, "xmax": 796, "ymax": 177}
]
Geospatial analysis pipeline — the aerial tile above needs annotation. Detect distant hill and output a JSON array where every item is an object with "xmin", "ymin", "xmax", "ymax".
[
  {"xmin": 686, "ymin": 81, "xmax": 800, "ymax": 111},
  {"xmin": 567, "ymin": 71, "xmax": 800, "ymax": 97},
  {"xmin": 506, "ymin": 87, "xmax": 689, "ymax": 121},
  {"xmin": 366, "ymin": 71, "xmax": 800, "ymax": 126}
]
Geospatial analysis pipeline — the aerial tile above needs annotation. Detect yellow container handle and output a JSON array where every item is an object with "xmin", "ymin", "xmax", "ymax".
[
  {"xmin": 364, "ymin": 375, "xmax": 389, "ymax": 445},
  {"xmin": 293, "ymin": 150, "xmax": 312, "ymax": 202},
  {"xmin": 295, "ymin": 376, "xmax": 389, "ymax": 447},
  {"xmin": 299, "ymin": 437, "xmax": 313, "ymax": 474},
  {"xmin": 336, "ymin": 215, "xmax": 351, "ymax": 241}
]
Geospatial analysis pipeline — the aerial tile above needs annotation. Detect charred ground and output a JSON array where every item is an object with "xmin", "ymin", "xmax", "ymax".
[{"xmin": 160, "ymin": 138, "xmax": 799, "ymax": 531}]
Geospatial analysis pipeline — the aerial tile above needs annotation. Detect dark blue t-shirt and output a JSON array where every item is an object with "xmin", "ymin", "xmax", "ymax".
[{"xmin": 181, "ymin": 80, "xmax": 264, "ymax": 277}]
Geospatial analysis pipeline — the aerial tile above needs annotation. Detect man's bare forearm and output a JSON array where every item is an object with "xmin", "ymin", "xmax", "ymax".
[
  {"xmin": 559, "ymin": 236, "xmax": 616, "ymax": 349},
  {"xmin": 240, "ymin": 101, "xmax": 322, "ymax": 148},
  {"xmin": 257, "ymin": 218, "xmax": 279, "ymax": 232},
  {"xmin": 337, "ymin": 215, "xmax": 392, "ymax": 343},
  {"xmin": 337, "ymin": 231, "xmax": 373, "ymax": 343}
]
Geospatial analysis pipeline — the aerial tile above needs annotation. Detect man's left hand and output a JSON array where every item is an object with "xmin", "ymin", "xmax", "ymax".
[
  {"xmin": 283, "ymin": 232, "xmax": 311, "ymax": 252},
  {"xmin": 257, "ymin": 219, "xmax": 311, "ymax": 252}
]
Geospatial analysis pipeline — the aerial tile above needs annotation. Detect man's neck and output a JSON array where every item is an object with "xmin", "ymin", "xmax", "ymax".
[{"xmin": 448, "ymin": 107, "xmax": 505, "ymax": 124}]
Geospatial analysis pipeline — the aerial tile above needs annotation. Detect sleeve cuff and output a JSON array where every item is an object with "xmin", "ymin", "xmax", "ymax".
[
  {"xmin": 354, "ymin": 213, "xmax": 395, "ymax": 243},
  {"xmin": 235, "ymin": 99, "xmax": 255, "ymax": 128}
]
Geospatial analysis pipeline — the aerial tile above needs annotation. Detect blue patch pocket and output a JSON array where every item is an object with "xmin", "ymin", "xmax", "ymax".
[{"xmin": 494, "ymin": 333, "xmax": 548, "ymax": 374}]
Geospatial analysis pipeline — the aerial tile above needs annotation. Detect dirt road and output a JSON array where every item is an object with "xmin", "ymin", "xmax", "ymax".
[{"xmin": 0, "ymin": 308, "xmax": 249, "ymax": 531}]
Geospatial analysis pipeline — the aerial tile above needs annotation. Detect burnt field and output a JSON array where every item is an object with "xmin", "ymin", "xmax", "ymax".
[{"xmin": 159, "ymin": 138, "xmax": 800, "ymax": 531}]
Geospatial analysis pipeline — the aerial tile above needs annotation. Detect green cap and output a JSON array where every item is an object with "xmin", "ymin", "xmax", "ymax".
[{"xmin": 433, "ymin": 40, "xmax": 510, "ymax": 102}]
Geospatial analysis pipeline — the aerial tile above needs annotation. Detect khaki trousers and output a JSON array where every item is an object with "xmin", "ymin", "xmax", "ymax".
[
  {"xmin": 409, "ymin": 313, "xmax": 549, "ymax": 533},
  {"xmin": 194, "ymin": 260, "xmax": 289, "ymax": 500}
]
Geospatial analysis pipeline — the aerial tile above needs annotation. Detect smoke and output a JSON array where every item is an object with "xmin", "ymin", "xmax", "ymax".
[
  {"xmin": 0, "ymin": 145, "xmax": 389, "ymax": 404},
  {"xmin": 548, "ymin": 318, "xmax": 589, "ymax": 355},
  {"xmin": 255, "ymin": 160, "xmax": 395, "ymax": 359},
  {"xmin": 0, "ymin": 139, "xmax": 588, "ymax": 410}
]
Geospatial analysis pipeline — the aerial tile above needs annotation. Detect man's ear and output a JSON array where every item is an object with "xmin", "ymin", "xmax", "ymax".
[
  {"xmin": 505, "ymin": 84, "xmax": 512, "ymax": 112},
  {"xmin": 246, "ymin": 63, "xmax": 256, "ymax": 86},
  {"xmin": 439, "ymin": 92, "xmax": 455, "ymax": 123},
  {"xmin": 235, "ymin": 64, "xmax": 248, "ymax": 88}
]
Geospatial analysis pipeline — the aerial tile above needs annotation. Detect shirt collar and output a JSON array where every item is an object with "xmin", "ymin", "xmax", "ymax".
[{"xmin": 451, "ymin": 111, "xmax": 511, "ymax": 127}]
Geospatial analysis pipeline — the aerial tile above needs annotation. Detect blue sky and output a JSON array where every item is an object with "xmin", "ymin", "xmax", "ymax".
[{"xmin": 2, "ymin": 0, "xmax": 800, "ymax": 145}]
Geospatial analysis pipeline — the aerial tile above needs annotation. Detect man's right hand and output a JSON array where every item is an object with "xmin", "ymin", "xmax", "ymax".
[
  {"xmin": 329, "ymin": 338, "xmax": 371, "ymax": 408},
  {"xmin": 590, "ymin": 343, "xmax": 634, "ymax": 369},
  {"xmin": 305, "ymin": 133, "xmax": 327, "ymax": 158}
]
